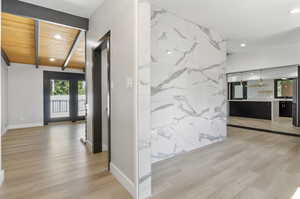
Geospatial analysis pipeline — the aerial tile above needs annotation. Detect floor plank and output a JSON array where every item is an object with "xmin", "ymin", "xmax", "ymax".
[
  {"xmin": 151, "ymin": 127, "xmax": 300, "ymax": 199},
  {"xmin": 0, "ymin": 122, "xmax": 132, "ymax": 199},
  {"xmin": 228, "ymin": 116, "xmax": 300, "ymax": 135}
]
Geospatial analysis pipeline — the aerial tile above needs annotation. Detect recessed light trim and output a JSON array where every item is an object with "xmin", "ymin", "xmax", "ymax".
[
  {"xmin": 49, "ymin": 58, "xmax": 56, "ymax": 62},
  {"xmin": 166, "ymin": 50, "xmax": 172, "ymax": 55},
  {"xmin": 54, "ymin": 34, "xmax": 62, "ymax": 40},
  {"xmin": 240, "ymin": 43, "xmax": 246, "ymax": 47},
  {"xmin": 290, "ymin": 8, "xmax": 300, "ymax": 14}
]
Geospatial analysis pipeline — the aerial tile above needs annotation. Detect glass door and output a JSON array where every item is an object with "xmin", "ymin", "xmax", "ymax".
[
  {"xmin": 77, "ymin": 80, "xmax": 86, "ymax": 117},
  {"xmin": 44, "ymin": 71, "xmax": 85, "ymax": 124},
  {"xmin": 50, "ymin": 79, "xmax": 70, "ymax": 119}
]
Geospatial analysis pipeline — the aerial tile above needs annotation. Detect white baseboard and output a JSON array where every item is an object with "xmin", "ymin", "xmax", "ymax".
[
  {"xmin": 110, "ymin": 163, "xmax": 136, "ymax": 198},
  {"xmin": 85, "ymin": 141, "xmax": 108, "ymax": 153},
  {"xmin": 1, "ymin": 127, "xmax": 8, "ymax": 136},
  {"xmin": 0, "ymin": 170, "xmax": 4, "ymax": 186},
  {"xmin": 86, "ymin": 140, "xmax": 93, "ymax": 153},
  {"xmin": 7, "ymin": 123, "xmax": 43, "ymax": 130}
]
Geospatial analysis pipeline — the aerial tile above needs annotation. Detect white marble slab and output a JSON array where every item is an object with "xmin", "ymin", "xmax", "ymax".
[{"xmin": 151, "ymin": 6, "xmax": 227, "ymax": 163}]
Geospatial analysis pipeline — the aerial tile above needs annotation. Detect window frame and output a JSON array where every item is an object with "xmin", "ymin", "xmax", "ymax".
[
  {"xmin": 274, "ymin": 78, "xmax": 295, "ymax": 99},
  {"xmin": 230, "ymin": 81, "xmax": 248, "ymax": 100}
]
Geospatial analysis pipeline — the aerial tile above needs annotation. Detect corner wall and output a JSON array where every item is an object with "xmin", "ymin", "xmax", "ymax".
[
  {"xmin": 86, "ymin": 0, "xmax": 138, "ymax": 197},
  {"xmin": 151, "ymin": 6, "xmax": 227, "ymax": 163}
]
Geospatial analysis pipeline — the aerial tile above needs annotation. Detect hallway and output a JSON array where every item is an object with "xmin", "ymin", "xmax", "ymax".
[{"xmin": 0, "ymin": 122, "xmax": 132, "ymax": 199}]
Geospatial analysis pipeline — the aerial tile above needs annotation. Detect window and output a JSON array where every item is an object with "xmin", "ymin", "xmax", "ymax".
[
  {"xmin": 274, "ymin": 79, "xmax": 294, "ymax": 99},
  {"xmin": 230, "ymin": 82, "xmax": 247, "ymax": 100}
]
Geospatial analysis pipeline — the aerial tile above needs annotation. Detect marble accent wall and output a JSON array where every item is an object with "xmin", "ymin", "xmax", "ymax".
[{"xmin": 151, "ymin": 7, "xmax": 227, "ymax": 163}]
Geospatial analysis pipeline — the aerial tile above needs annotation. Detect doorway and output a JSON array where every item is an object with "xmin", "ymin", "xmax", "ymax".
[
  {"xmin": 44, "ymin": 71, "xmax": 86, "ymax": 124},
  {"xmin": 92, "ymin": 31, "xmax": 111, "ymax": 170}
]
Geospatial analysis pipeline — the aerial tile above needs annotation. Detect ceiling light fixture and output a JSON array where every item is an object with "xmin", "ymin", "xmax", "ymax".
[
  {"xmin": 166, "ymin": 50, "xmax": 172, "ymax": 55},
  {"xmin": 49, "ymin": 58, "xmax": 56, "ymax": 62},
  {"xmin": 54, "ymin": 34, "xmax": 62, "ymax": 40},
  {"xmin": 240, "ymin": 43, "xmax": 246, "ymax": 47},
  {"xmin": 290, "ymin": 8, "xmax": 300, "ymax": 14}
]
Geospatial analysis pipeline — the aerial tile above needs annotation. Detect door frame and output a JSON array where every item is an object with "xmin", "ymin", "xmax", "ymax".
[
  {"xmin": 43, "ymin": 71, "xmax": 85, "ymax": 124},
  {"xmin": 92, "ymin": 31, "xmax": 111, "ymax": 170}
]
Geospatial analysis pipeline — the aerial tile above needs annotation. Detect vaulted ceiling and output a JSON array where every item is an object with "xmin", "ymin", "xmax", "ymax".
[{"xmin": 1, "ymin": 13, "xmax": 86, "ymax": 69}]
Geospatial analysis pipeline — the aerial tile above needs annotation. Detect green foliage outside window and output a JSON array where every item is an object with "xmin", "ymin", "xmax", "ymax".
[
  {"xmin": 51, "ymin": 80, "xmax": 70, "ymax": 95},
  {"xmin": 51, "ymin": 80, "xmax": 86, "ymax": 96},
  {"xmin": 78, "ymin": 80, "xmax": 86, "ymax": 95}
]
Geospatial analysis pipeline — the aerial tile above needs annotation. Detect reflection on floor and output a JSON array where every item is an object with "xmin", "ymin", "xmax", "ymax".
[
  {"xmin": 151, "ymin": 127, "xmax": 300, "ymax": 199},
  {"xmin": 0, "ymin": 122, "xmax": 132, "ymax": 199},
  {"xmin": 228, "ymin": 116, "xmax": 300, "ymax": 135}
]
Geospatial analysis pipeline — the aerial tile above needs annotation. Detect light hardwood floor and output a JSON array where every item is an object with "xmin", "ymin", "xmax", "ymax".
[
  {"xmin": 151, "ymin": 127, "xmax": 300, "ymax": 199},
  {"xmin": 0, "ymin": 122, "xmax": 132, "ymax": 199},
  {"xmin": 2, "ymin": 123, "xmax": 300, "ymax": 199},
  {"xmin": 229, "ymin": 116, "xmax": 300, "ymax": 135}
]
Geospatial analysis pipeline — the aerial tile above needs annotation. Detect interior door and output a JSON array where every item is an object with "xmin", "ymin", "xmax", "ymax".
[
  {"xmin": 101, "ymin": 48, "xmax": 109, "ymax": 152},
  {"xmin": 92, "ymin": 31, "xmax": 111, "ymax": 171}
]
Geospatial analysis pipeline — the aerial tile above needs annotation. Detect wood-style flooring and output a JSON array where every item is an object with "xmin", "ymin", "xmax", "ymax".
[
  {"xmin": 151, "ymin": 127, "xmax": 300, "ymax": 199},
  {"xmin": 229, "ymin": 116, "xmax": 300, "ymax": 135},
  {"xmin": 2, "ymin": 123, "xmax": 300, "ymax": 199},
  {"xmin": 0, "ymin": 122, "xmax": 132, "ymax": 199}
]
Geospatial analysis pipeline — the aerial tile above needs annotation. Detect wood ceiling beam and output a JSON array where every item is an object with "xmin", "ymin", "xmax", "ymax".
[
  {"xmin": 1, "ymin": 48, "xmax": 11, "ymax": 66},
  {"xmin": 62, "ymin": 31, "xmax": 84, "ymax": 71},
  {"xmin": 35, "ymin": 20, "xmax": 40, "ymax": 68},
  {"xmin": 2, "ymin": 0, "xmax": 89, "ymax": 30}
]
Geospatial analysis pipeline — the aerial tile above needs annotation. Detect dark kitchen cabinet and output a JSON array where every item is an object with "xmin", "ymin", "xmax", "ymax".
[{"xmin": 279, "ymin": 101, "xmax": 292, "ymax": 117}]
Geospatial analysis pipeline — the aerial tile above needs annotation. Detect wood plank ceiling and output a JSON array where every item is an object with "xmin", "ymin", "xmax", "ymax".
[{"xmin": 1, "ymin": 13, "xmax": 86, "ymax": 70}]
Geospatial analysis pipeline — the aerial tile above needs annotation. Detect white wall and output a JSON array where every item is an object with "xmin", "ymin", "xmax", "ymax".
[
  {"xmin": 1, "ymin": 58, "xmax": 8, "ymax": 135},
  {"xmin": 7, "ymin": 63, "xmax": 83, "ymax": 129},
  {"xmin": 227, "ymin": 44, "xmax": 300, "ymax": 73},
  {"xmin": 86, "ymin": 0, "xmax": 138, "ymax": 197}
]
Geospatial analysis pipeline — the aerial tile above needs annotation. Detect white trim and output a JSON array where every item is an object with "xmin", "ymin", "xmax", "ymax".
[
  {"xmin": 0, "ymin": 170, "xmax": 4, "ymax": 186},
  {"xmin": 86, "ymin": 139, "xmax": 93, "ymax": 153},
  {"xmin": 110, "ymin": 163, "xmax": 136, "ymax": 198},
  {"xmin": 7, "ymin": 123, "xmax": 43, "ymax": 130},
  {"xmin": 102, "ymin": 144, "xmax": 108, "ymax": 151}
]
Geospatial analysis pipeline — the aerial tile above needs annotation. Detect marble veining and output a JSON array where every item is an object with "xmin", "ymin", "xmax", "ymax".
[{"xmin": 151, "ymin": 6, "xmax": 227, "ymax": 163}]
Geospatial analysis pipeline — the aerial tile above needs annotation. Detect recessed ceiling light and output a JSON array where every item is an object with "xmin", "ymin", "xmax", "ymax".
[
  {"xmin": 240, "ymin": 43, "xmax": 246, "ymax": 47},
  {"xmin": 290, "ymin": 8, "xmax": 300, "ymax": 14},
  {"xmin": 54, "ymin": 34, "xmax": 62, "ymax": 40},
  {"xmin": 49, "ymin": 58, "xmax": 56, "ymax": 62},
  {"xmin": 166, "ymin": 50, "xmax": 172, "ymax": 55}
]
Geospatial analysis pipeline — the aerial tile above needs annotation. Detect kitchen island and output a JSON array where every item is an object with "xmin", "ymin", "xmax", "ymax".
[{"xmin": 228, "ymin": 99, "xmax": 292, "ymax": 121}]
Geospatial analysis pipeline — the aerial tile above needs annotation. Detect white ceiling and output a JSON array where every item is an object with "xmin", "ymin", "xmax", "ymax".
[
  {"xmin": 151, "ymin": 0, "xmax": 300, "ymax": 52},
  {"xmin": 19, "ymin": 0, "xmax": 105, "ymax": 18}
]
